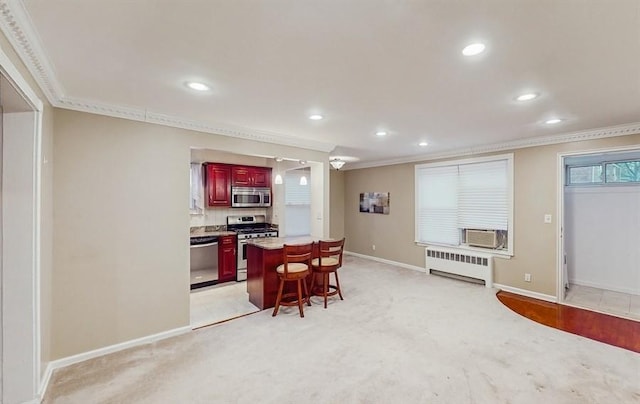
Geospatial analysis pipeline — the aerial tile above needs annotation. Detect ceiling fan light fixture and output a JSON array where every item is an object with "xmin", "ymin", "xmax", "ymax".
[{"xmin": 330, "ymin": 159, "xmax": 346, "ymax": 170}]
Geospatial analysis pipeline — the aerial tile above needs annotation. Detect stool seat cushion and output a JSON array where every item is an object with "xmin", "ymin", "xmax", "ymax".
[
  {"xmin": 312, "ymin": 257, "xmax": 339, "ymax": 267},
  {"xmin": 276, "ymin": 262, "xmax": 309, "ymax": 274}
]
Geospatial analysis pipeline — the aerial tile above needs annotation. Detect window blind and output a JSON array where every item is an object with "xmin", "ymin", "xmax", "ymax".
[
  {"xmin": 190, "ymin": 163, "xmax": 203, "ymax": 211},
  {"xmin": 416, "ymin": 165, "xmax": 459, "ymax": 245},
  {"xmin": 457, "ymin": 160, "xmax": 508, "ymax": 230},
  {"xmin": 285, "ymin": 170, "xmax": 310, "ymax": 205}
]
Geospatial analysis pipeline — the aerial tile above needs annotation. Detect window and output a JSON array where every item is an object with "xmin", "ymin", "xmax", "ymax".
[
  {"xmin": 605, "ymin": 161, "xmax": 640, "ymax": 183},
  {"xmin": 567, "ymin": 165, "xmax": 603, "ymax": 185},
  {"xmin": 284, "ymin": 169, "xmax": 311, "ymax": 237},
  {"xmin": 567, "ymin": 159, "xmax": 640, "ymax": 185},
  {"xmin": 415, "ymin": 154, "xmax": 513, "ymax": 255},
  {"xmin": 190, "ymin": 163, "xmax": 204, "ymax": 213}
]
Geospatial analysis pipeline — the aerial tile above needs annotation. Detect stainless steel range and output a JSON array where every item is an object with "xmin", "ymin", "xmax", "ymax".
[{"xmin": 227, "ymin": 215, "xmax": 278, "ymax": 281}]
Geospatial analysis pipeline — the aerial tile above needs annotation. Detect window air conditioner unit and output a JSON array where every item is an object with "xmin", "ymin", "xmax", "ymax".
[{"xmin": 466, "ymin": 229, "xmax": 498, "ymax": 249}]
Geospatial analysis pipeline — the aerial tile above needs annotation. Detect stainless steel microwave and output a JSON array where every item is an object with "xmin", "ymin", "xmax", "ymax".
[{"xmin": 231, "ymin": 187, "xmax": 271, "ymax": 208}]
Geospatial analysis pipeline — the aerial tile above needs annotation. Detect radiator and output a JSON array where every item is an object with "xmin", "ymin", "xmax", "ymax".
[{"xmin": 425, "ymin": 247, "xmax": 493, "ymax": 288}]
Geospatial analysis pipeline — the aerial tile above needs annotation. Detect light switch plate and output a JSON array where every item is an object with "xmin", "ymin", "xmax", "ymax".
[{"xmin": 544, "ymin": 214, "xmax": 552, "ymax": 223}]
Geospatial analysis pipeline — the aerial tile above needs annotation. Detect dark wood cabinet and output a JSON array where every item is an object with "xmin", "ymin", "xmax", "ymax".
[
  {"xmin": 204, "ymin": 163, "xmax": 231, "ymax": 207},
  {"xmin": 218, "ymin": 235, "xmax": 237, "ymax": 282},
  {"xmin": 231, "ymin": 166, "xmax": 271, "ymax": 187}
]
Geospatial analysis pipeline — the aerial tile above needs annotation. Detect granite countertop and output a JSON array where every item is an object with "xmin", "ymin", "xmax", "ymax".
[
  {"xmin": 190, "ymin": 226, "xmax": 236, "ymax": 238},
  {"xmin": 246, "ymin": 236, "xmax": 320, "ymax": 250}
]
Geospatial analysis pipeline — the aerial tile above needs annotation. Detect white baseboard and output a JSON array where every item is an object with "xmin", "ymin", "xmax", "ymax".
[
  {"xmin": 344, "ymin": 251, "xmax": 426, "ymax": 273},
  {"xmin": 494, "ymin": 283, "xmax": 557, "ymax": 303},
  {"xmin": 38, "ymin": 325, "xmax": 191, "ymax": 400}
]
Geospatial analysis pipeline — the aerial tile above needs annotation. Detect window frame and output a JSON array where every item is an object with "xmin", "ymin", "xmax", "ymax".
[
  {"xmin": 566, "ymin": 158, "xmax": 640, "ymax": 186},
  {"xmin": 415, "ymin": 153, "xmax": 514, "ymax": 257}
]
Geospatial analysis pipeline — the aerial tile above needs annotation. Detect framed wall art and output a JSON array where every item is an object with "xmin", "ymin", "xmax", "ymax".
[{"xmin": 359, "ymin": 192, "xmax": 390, "ymax": 214}]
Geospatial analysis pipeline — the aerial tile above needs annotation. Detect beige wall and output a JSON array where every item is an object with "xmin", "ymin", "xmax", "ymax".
[
  {"xmin": 344, "ymin": 133, "xmax": 640, "ymax": 296},
  {"xmin": 53, "ymin": 108, "xmax": 328, "ymax": 359}
]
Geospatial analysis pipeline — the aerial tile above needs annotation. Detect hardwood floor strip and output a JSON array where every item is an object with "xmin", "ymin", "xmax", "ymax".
[{"xmin": 497, "ymin": 290, "xmax": 640, "ymax": 353}]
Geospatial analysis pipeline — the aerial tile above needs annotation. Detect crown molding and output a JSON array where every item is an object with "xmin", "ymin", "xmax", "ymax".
[
  {"xmin": 2, "ymin": 1, "xmax": 637, "ymax": 164},
  {"xmin": 146, "ymin": 112, "xmax": 336, "ymax": 152},
  {"xmin": 0, "ymin": 0, "xmax": 64, "ymax": 105},
  {"xmin": 0, "ymin": 0, "xmax": 335, "ymax": 153},
  {"xmin": 347, "ymin": 122, "xmax": 640, "ymax": 170}
]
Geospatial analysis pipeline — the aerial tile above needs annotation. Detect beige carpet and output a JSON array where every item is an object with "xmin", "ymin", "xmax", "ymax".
[{"xmin": 44, "ymin": 255, "xmax": 640, "ymax": 403}]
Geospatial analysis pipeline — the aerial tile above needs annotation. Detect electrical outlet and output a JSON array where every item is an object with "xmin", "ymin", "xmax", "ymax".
[
  {"xmin": 544, "ymin": 214, "xmax": 552, "ymax": 224},
  {"xmin": 372, "ymin": 244, "xmax": 376, "ymax": 251},
  {"xmin": 524, "ymin": 273, "xmax": 532, "ymax": 282}
]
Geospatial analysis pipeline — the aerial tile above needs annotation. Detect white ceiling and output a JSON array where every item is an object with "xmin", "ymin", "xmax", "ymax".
[{"xmin": 11, "ymin": 0, "xmax": 640, "ymax": 167}]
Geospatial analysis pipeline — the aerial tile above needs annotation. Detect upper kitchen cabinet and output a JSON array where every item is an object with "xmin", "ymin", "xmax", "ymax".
[
  {"xmin": 231, "ymin": 166, "xmax": 271, "ymax": 188},
  {"xmin": 204, "ymin": 163, "xmax": 231, "ymax": 207}
]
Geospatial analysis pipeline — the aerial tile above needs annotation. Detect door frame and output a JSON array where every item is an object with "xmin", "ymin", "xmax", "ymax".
[
  {"xmin": 0, "ymin": 45, "xmax": 44, "ymax": 403},
  {"xmin": 556, "ymin": 144, "xmax": 640, "ymax": 303}
]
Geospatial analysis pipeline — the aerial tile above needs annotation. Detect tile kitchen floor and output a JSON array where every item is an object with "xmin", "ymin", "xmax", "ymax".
[
  {"xmin": 564, "ymin": 283, "xmax": 640, "ymax": 321},
  {"xmin": 190, "ymin": 281, "xmax": 260, "ymax": 328}
]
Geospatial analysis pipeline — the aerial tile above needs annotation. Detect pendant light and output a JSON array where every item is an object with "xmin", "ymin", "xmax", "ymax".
[
  {"xmin": 299, "ymin": 175, "xmax": 308, "ymax": 186},
  {"xmin": 274, "ymin": 157, "xmax": 283, "ymax": 185}
]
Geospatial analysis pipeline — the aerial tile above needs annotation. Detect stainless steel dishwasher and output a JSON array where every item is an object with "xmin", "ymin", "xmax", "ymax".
[{"xmin": 189, "ymin": 236, "xmax": 218, "ymax": 289}]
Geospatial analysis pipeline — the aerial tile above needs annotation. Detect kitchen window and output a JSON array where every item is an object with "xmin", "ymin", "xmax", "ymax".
[
  {"xmin": 284, "ymin": 168, "xmax": 311, "ymax": 237},
  {"xmin": 415, "ymin": 154, "xmax": 514, "ymax": 255},
  {"xmin": 190, "ymin": 163, "xmax": 204, "ymax": 213}
]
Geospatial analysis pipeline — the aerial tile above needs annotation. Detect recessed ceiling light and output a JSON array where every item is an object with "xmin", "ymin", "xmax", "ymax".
[
  {"xmin": 545, "ymin": 118, "xmax": 562, "ymax": 124},
  {"xmin": 309, "ymin": 114, "xmax": 323, "ymax": 120},
  {"xmin": 376, "ymin": 131, "xmax": 388, "ymax": 136},
  {"xmin": 419, "ymin": 141, "xmax": 428, "ymax": 147},
  {"xmin": 462, "ymin": 43, "xmax": 486, "ymax": 56},
  {"xmin": 186, "ymin": 82, "xmax": 209, "ymax": 91},
  {"xmin": 516, "ymin": 93, "xmax": 538, "ymax": 101}
]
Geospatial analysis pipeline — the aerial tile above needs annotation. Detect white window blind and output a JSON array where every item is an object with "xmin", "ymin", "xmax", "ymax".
[
  {"xmin": 284, "ymin": 169, "xmax": 311, "ymax": 236},
  {"xmin": 285, "ymin": 170, "xmax": 310, "ymax": 205},
  {"xmin": 458, "ymin": 160, "xmax": 508, "ymax": 230},
  {"xmin": 415, "ymin": 154, "xmax": 512, "ymax": 253},
  {"xmin": 190, "ymin": 163, "xmax": 204, "ymax": 211},
  {"xmin": 416, "ymin": 165, "xmax": 459, "ymax": 245}
]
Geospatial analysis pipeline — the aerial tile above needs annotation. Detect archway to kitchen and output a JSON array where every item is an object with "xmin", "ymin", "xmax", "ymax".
[{"xmin": 188, "ymin": 149, "xmax": 324, "ymax": 328}]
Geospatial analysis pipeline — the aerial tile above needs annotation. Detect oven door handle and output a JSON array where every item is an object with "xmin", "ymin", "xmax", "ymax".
[{"xmin": 190, "ymin": 242, "xmax": 218, "ymax": 248}]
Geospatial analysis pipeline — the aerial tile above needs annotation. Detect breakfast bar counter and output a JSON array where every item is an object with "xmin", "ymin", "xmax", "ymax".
[{"xmin": 246, "ymin": 237, "xmax": 319, "ymax": 310}]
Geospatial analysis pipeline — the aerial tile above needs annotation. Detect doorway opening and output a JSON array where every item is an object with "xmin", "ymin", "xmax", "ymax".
[
  {"xmin": 0, "ymin": 55, "xmax": 44, "ymax": 402},
  {"xmin": 558, "ymin": 146, "xmax": 640, "ymax": 321}
]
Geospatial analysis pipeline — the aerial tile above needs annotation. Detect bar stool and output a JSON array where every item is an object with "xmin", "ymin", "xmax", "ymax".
[
  {"xmin": 272, "ymin": 243, "xmax": 313, "ymax": 318},
  {"xmin": 310, "ymin": 238, "xmax": 345, "ymax": 309}
]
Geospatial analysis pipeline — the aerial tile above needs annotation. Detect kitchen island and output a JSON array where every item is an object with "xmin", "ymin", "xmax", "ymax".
[{"xmin": 246, "ymin": 236, "xmax": 319, "ymax": 310}]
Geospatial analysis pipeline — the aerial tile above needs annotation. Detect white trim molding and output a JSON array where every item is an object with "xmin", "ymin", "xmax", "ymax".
[
  {"xmin": 493, "ymin": 283, "xmax": 557, "ymax": 303},
  {"xmin": 348, "ymin": 122, "xmax": 640, "ymax": 170},
  {"xmin": 344, "ymin": 251, "xmax": 426, "ymax": 273}
]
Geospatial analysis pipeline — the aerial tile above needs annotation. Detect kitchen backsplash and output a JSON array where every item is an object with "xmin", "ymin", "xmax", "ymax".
[{"xmin": 190, "ymin": 207, "xmax": 272, "ymax": 227}]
